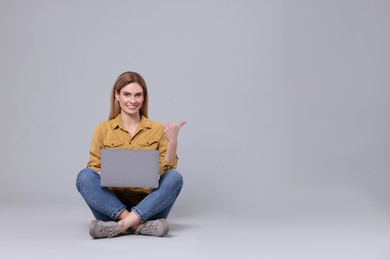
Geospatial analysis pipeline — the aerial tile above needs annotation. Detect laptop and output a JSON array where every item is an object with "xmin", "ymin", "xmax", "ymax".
[{"xmin": 100, "ymin": 149, "xmax": 160, "ymax": 188}]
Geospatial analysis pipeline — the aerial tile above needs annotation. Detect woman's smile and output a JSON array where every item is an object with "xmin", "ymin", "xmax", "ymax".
[{"xmin": 126, "ymin": 104, "xmax": 138, "ymax": 109}]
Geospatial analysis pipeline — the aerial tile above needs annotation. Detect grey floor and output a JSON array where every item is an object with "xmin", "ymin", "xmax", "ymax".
[{"xmin": 1, "ymin": 198, "xmax": 390, "ymax": 260}]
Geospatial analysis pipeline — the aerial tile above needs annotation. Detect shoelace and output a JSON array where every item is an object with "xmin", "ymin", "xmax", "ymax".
[
  {"xmin": 99, "ymin": 222, "xmax": 124, "ymax": 238},
  {"xmin": 135, "ymin": 222, "xmax": 156, "ymax": 235},
  {"xmin": 135, "ymin": 224, "xmax": 145, "ymax": 235},
  {"xmin": 99, "ymin": 225, "xmax": 118, "ymax": 238}
]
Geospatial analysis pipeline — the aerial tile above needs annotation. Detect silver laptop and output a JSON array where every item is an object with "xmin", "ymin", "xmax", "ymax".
[{"xmin": 100, "ymin": 149, "xmax": 159, "ymax": 188}]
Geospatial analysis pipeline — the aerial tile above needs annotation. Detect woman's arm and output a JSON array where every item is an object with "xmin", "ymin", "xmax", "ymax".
[
  {"xmin": 87, "ymin": 123, "xmax": 105, "ymax": 172},
  {"xmin": 164, "ymin": 121, "xmax": 187, "ymax": 164}
]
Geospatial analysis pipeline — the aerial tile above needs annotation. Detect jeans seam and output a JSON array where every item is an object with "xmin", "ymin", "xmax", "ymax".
[{"xmin": 113, "ymin": 206, "xmax": 127, "ymax": 220}]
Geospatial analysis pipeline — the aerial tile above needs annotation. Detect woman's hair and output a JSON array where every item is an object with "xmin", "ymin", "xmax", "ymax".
[{"xmin": 109, "ymin": 71, "xmax": 149, "ymax": 120}]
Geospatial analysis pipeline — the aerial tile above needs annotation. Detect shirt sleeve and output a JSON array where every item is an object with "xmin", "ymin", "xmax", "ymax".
[
  {"xmin": 87, "ymin": 124, "xmax": 104, "ymax": 173},
  {"xmin": 158, "ymin": 134, "xmax": 178, "ymax": 175}
]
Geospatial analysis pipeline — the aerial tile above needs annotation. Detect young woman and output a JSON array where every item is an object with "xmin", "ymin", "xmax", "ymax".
[{"xmin": 76, "ymin": 71, "xmax": 186, "ymax": 239}]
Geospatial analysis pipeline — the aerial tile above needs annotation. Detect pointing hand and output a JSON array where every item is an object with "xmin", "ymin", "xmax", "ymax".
[{"xmin": 164, "ymin": 121, "xmax": 187, "ymax": 144}]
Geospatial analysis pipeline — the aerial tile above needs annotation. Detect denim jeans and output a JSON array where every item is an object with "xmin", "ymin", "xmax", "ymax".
[{"xmin": 76, "ymin": 168, "xmax": 183, "ymax": 223}]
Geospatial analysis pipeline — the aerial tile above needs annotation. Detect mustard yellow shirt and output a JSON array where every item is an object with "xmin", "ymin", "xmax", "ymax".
[{"xmin": 87, "ymin": 114, "xmax": 178, "ymax": 204}]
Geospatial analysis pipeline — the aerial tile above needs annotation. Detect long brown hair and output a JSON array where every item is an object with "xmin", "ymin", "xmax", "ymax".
[{"xmin": 108, "ymin": 71, "xmax": 149, "ymax": 120}]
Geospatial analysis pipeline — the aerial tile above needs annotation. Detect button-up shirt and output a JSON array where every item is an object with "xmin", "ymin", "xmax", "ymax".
[{"xmin": 87, "ymin": 114, "xmax": 178, "ymax": 204}]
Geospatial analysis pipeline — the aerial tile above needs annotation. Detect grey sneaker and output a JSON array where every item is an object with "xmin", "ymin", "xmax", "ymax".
[
  {"xmin": 89, "ymin": 220, "xmax": 125, "ymax": 239},
  {"xmin": 135, "ymin": 219, "xmax": 169, "ymax": 237}
]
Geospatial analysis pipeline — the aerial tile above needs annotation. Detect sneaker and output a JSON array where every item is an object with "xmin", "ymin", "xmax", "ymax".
[
  {"xmin": 135, "ymin": 219, "xmax": 169, "ymax": 237},
  {"xmin": 89, "ymin": 220, "xmax": 126, "ymax": 239}
]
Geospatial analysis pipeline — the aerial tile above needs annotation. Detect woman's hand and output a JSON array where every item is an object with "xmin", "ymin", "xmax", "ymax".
[
  {"xmin": 164, "ymin": 121, "xmax": 186, "ymax": 164},
  {"xmin": 164, "ymin": 121, "xmax": 187, "ymax": 144}
]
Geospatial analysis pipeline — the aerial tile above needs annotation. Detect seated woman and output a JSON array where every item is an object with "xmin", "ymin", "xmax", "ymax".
[{"xmin": 76, "ymin": 71, "xmax": 186, "ymax": 238}]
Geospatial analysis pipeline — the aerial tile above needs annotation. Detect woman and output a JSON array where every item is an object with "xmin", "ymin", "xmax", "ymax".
[{"xmin": 76, "ymin": 71, "xmax": 186, "ymax": 239}]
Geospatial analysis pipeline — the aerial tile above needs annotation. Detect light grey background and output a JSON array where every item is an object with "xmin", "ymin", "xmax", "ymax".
[{"xmin": 1, "ymin": 0, "xmax": 390, "ymax": 259}]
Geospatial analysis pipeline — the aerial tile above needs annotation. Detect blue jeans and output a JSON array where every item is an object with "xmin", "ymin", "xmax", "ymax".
[{"xmin": 76, "ymin": 168, "xmax": 183, "ymax": 223}]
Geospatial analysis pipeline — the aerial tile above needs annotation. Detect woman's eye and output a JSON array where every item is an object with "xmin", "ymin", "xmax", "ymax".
[{"xmin": 124, "ymin": 93, "xmax": 130, "ymax": 97}]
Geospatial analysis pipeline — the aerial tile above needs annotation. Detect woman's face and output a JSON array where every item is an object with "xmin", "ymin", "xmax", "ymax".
[{"xmin": 115, "ymin": 83, "xmax": 144, "ymax": 116}]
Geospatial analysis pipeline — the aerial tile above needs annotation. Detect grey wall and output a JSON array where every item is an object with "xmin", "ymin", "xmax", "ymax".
[{"xmin": 1, "ymin": 0, "xmax": 389, "ymax": 217}]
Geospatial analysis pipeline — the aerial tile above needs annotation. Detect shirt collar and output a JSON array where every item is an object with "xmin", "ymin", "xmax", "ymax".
[{"xmin": 111, "ymin": 114, "xmax": 152, "ymax": 131}]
